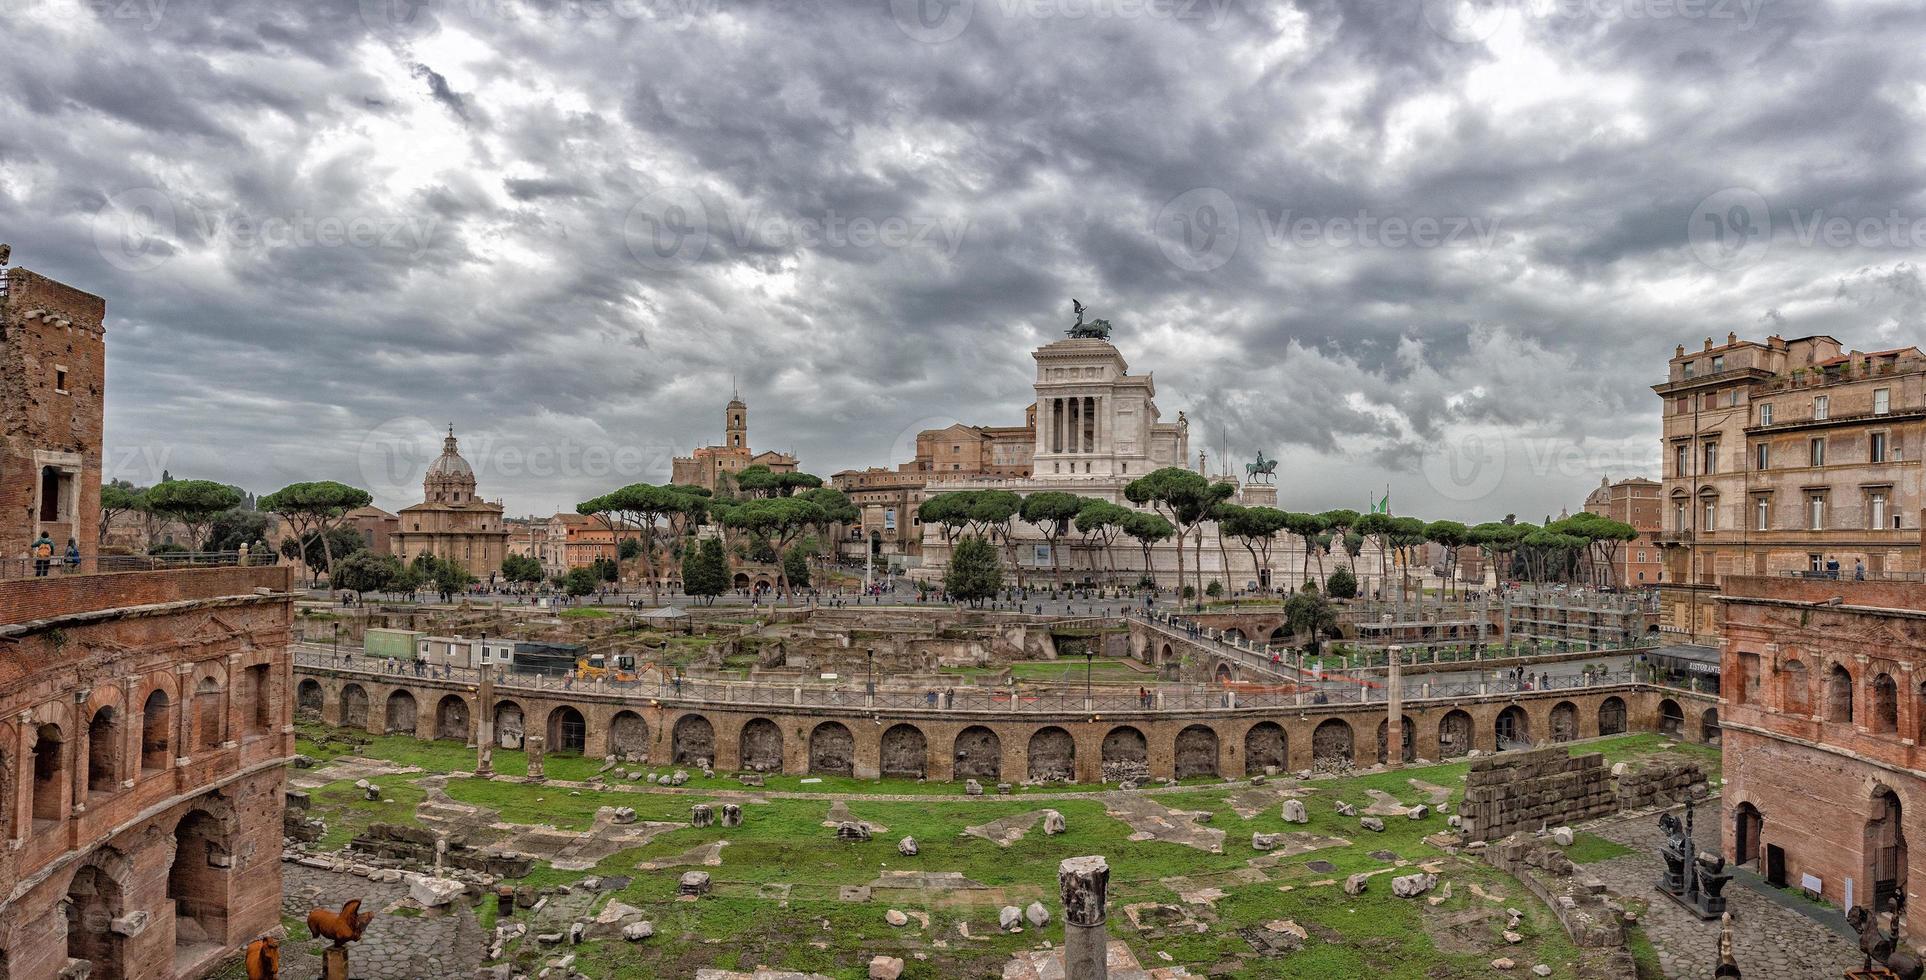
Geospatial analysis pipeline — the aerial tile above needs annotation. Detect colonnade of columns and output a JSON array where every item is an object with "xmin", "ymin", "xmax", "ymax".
[{"xmin": 1044, "ymin": 395, "xmax": 1106, "ymax": 455}]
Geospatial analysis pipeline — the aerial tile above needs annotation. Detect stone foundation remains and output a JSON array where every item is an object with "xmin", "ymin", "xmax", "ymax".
[{"xmin": 1461, "ymin": 747, "xmax": 1615, "ymax": 841}]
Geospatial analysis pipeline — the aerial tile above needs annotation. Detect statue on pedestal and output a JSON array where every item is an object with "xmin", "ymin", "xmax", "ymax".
[{"xmin": 1066, "ymin": 299, "xmax": 1113, "ymax": 340}]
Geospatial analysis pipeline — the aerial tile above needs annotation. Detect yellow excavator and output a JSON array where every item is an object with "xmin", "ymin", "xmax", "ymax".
[{"xmin": 575, "ymin": 652, "xmax": 638, "ymax": 682}]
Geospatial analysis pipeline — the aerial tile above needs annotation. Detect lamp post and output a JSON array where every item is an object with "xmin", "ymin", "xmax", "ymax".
[
  {"xmin": 866, "ymin": 647, "xmax": 876, "ymax": 705},
  {"xmin": 1084, "ymin": 650, "xmax": 1093, "ymax": 708},
  {"xmin": 332, "ymin": 622, "xmax": 339, "ymax": 663}
]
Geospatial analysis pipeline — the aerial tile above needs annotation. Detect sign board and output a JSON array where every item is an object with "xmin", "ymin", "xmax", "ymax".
[
  {"xmin": 1802, "ymin": 873, "xmax": 1824, "ymax": 899},
  {"xmin": 884, "ymin": 508, "xmax": 896, "ymax": 531}
]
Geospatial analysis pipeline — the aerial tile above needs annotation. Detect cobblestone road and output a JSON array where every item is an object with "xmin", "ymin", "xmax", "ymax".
[{"xmin": 280, "ymin": 865, "xmax": 486, "ymax": 980}]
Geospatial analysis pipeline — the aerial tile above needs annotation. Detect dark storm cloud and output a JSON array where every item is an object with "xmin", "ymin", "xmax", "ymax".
[{"xmin": 2, "ymin": 0, "xmax": 1923, "ymax": 519}]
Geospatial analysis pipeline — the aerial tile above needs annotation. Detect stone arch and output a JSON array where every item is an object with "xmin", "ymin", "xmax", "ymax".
[
  {"xmin": 1867, "ymin": 784, "xmax": 1908, "ymax": 913},
  {"xmin": 808, "ymin": 722, "xmax": 854, "ymax": 776},
  {"xmin": 1658, "ymin": 698, "xmax": 1684, "ymax": 737},
  {"xmin": 1826, "ymin": 664, "xmax": 1854, "ymax": 723},
  {"xmin": 87, "ymin": 705, "xmax": 120, "ymax": 797},
  {"xmin": 1495, "ymin": 705, "xmax": 1531, "ymax": 749},
  {"xmin": 672, "ymin": 714, "xmax": 715, "ymax": 766},
  {"xmin": 740, "ymin": 718, "xmax": 783, "ymax": 772},
  {"xmin": 1375, "ymin": 716, "xmax": 1414, "ymax": 764},
  {"xmin": 609, "ymin": 711, "xmax": 649, "ymax": 760},
  {"xmin": 1223, "ymin": 628, "xmax": 1246, "ymax": 643},
  {"xmin": 1597, "ymin": 696, "xmax": 1627, "ymax": 736},
  {"xmin": 194, "ymin": 677, "xmax": 224, "ymax": 749},
  {"xmin": 1268, "ymin": 625, "xmax": 1290, "ymax": 645},
  {"xmin": 953, "ymin": 725, "xmax": 1001, "ymax": 782},
  {"xmin": 67, "ymin": 849, "xmax": 130, "ymax": 980},
  {"xmin": 434, "ymin": 695, "xmax": 470, "ymax": 741},
  {"xmin": 1871, "ymin": 673, "xmax": 1899, "ymax": 733},
  {"xmin": 493, "ymin": 700, "xmax": 525, "ymax": 749},
  {"xmin": 1100, "ymin": 726, "xmax": 1149, "ymax": 782},
  {"xmin": 880, "ymin": 723, "xmax": 928, "ymax": 779},
  {"xmin": 295, "ymin": 679, "xmax": 323, "ymax": 719},
  {"xmin": 169, "ymin": 809, "xmax": 232, "ymax": 956},
  {"xmin": 1243, "ymin": 721, "xmax": 1286, "ymax": 775},
  {"xmin": 340, "ymin": 683, "xmax": 369, "ymax": 729},
  {"xmin": 1174, "ymin": 725, "xmax": 1219, "ymax": 779},
  {"xmin": 1214, "ymin": 662, "xmax": 1234, "ymax": 684},
  {"xmin": 1701, "ymin": 707, "xmax": 1721, "ymax": 744},
  {"xmin": 1549, "ymin": 701, "xmax": 1579, "ymax": 743},
  {"xmin": 1438, "ymin": 709, "xmax": 1473, "ymax": 758},
  {"xmin": 32, "ymin": 722, "xmax": 64, "ymax": 828},
  {"xmin": 1734, "ymin": 801, "xmax": 1763, "ymax": 867},
  {"xmin": 385, "ymin": 689, "xmax": 418, "ymax": 735},
  {"xmin": 1158, "ymin": 642, "xmax": 1173, "ymax": 666},
  {"xmin": 1784, "ymin": 660, "xmax": 1811, "ymax": 714},
  {"xmin": 1312, "ymin": 719, "xmax": 1354, "ymax": 769},
  {"xmin": 1025, "ymin": 726, "xmax": 1072, "ymax": 782},
  {"xmin": 548, "ymin": 705, "xmax": 587, "ymax": 755},
  {"xmin": 733, "ymin": 572, "xmax": 751, "ymax": 589},
  {"xmin": 242, "ymin": 663, "xmax": 272, "ymax": 736}
]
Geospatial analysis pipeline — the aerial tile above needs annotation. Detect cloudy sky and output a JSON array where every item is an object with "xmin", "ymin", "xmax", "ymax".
[{"xmin": 4, "ymin": 0, "xmax": 1924, "ymax": 520}]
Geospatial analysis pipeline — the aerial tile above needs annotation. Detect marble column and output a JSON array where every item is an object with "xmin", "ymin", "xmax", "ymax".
[
  {"xmin": 1060, "ymin": 855, "xmax": 1110, "ymax": 980},
  {"xmin": 525, "ymin": 734, "xmax": 545, "ymax": 782},
  {"xmin": 475, "ymin": 670, "xmax": 495, "ymax": 777},
  {"xmin": 1386, "ymin": 646, "xmax": 1404, "ymax": 769}
]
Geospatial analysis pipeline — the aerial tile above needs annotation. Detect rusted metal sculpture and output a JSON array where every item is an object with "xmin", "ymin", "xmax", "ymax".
[
  {"xmin": 244, "ymin": 935, "xmax": 280, "ymax": 980},
  {"xmin": 306, "ymin": 899, "xmax": 375, "ymax": 980},
  {"xmin": 1847, "ymin": 902, "xmax": 1924, "ymax": 980}
]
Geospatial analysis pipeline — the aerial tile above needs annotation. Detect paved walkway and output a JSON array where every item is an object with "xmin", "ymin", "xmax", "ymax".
[
  {"xmin": 1583, "ymin": 806, "xmax": 1859, "ymax": 979},
  {"xmin": 280, "ymin": 865, "xmax": 486, "ymax": 980}
]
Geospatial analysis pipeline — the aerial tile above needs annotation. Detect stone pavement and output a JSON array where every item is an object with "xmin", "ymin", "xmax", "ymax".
[
  {"xmin": 1583, "ymin": 806, "xmax": 1859, "ymax": 979},
  {"xmin": 280, "ymin": 864, "xmax": 486, "ymax": 980}
]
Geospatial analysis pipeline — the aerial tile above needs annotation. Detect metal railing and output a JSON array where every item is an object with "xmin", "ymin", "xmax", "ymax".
[
  {"xmin": 294, "ymin": 647, "xmax": 1665, "ymax": 716},
  {"xmin": 0, "ymin": 550, "xmax": 252, "ymax": 583}
]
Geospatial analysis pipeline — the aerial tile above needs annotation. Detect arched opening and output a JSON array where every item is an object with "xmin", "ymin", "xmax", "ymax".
[
  {"xmin": 609, "ymin": 711, "xmax": 649, "ymax": 760},
  {"xmin": 548, "ymin": 706, "xmax": 587, "ymax": 755},
  {"xmin": 1101, "ymin": 726, "xmax": 1148, "ymax": 783},
  {"xmin": 169, "ymin": 810, "xmax": 231, "ymax": 959},
  {"xmin": 1549, "ymin": 701, "xmax": 1579, "ymax": 743},
  {"xmin": 1826, "ymin": 664, "xmax": 1854, "ymax": 723},
  {"xmin": 880, "ymin": 724, "xmax": 927, "ymax": 779},
  {"xmin": 493, "ymin": 700, "xmax": 525, "ymax": 749},
  {"xmin": 954, "ymin": 725, "xmax": 1001, "ymax": 782},
  {"xmin": 732, "ymin": 572, "xmax": 751, "ymax": 589},
  {"xmin": 1311, "ymin": 719, "xmax": 1354, "ymax": 770},
  {"xmin": 434, "ymin": 696, "xmax": 470, "ymax": 741},
  {"xmin": 1868, "ymin": 786, "xmax": 1908, "ymax": 914},
  {"xmin": 1159, "ymin": 642, "xmax": 1173, "ymax": 665},
  {"xmin": 1223, "ymin": 628, "xmax": 1246, "ymax": 643},
  {"xmin": 1597, "ymin": 696, "xmax": 1627, "ymax": 736},
  {"xmin": 740, "ymin": 718, "xmax": 783, "ymax": 772},
  {"xmin": 1213, "ymin": 662, "xmax": 1234, "ymax": 684},
  {"xmin": 809, "ymin": 722, "xmax": 855, "ymax": 775},
  {"xmin": 672, "ymin": 714, "xmax": 715, "ymax": 766},
  {"xmin": 1734, "ymin": 802, "xmax": 1763, "ymax": 867},
  {"xmin": 1243, "ymin": 721, "xmax": 1286, "ymax": 775},
  {"xmin": 1174, "ymin": 725, "xmax": 1218, "ymax": 779},
  {"xmin": 33, "ymin": 723, "xmax": 64, "ymax": 829},
  {"xmin": 295, "ymin": 680, "xmax": 323, "ymax": 719},
  {"xmin": 194, "ymin": 677, "xmax": 224, "ymax": 749},
  {"xmin": 143, "ymin": 690, "xmax": 172, "ymax": 771},
  {"xmin": 1268, "ymin": 625, "xmax": 1290, "ymax": 646},
  {"xmin": 340, "ymin": 684, "xmax": 368, "ymax": 729},
  {"xmin": 1871, "ymin": 673, "xmax": 1898, "ymax": 734},
  {"xmin": 1438, "ymin": 709, "xmax": 1473, "ymax": 758},
  {"xmin": 1375, "ymin": 716, "xmax": 1414, "ymax": 764},
  {"xmin": 1701, "ymin": 707, "xmax": 1721, "ymax": 744},
  {"xmin": 1658, "ymin": 698, "xmax": 1684, "ymax": 737},
  {"xmin": 67, "ymin": 857, "xmax": 127, "ymax": 980},
  {"xmin": 88, "ymin": 706, "xmax": 119, "ymax": 797},
  {"xmin": 1495, "ymin": 705, "xmax": 1531, "ymax": 749},
  {"xmin": 1025, "ymin": 726, "xmax": 1071, "ymax": 782},
  {"xmin": 385, "ymin": 690, "xmax": 418, "ymax": 735}
]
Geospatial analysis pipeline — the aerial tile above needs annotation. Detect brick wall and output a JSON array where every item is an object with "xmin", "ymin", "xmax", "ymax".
[
  {"xmin": 0, "ymin": 565, "xmax": 290, "ymax": 628},
  {"xmin": 1461, "ymin": 746, "xmax": 1617, "ymax": 841},
  {"xmin": 2, "ymin": 267, "xmax": 107, "ymax": 560}
]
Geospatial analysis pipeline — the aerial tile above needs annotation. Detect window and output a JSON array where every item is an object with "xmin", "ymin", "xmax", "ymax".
[
  {"xmin": 1676, "ymin": 396, "xmax": 1688, "ymax": 415},
  {"xmin": 1712, "ymin": 355, "xmax": 1725, "ymax": 372},
  {"xmin": 1875, "ymin": 388, "xmax": 1891, "ymax": 415},
  {"xmin": 1810, "ymin": 438, "xmax": 1826, "ymax": 467},
  {"xmin": 1730, "ymin": 389, "xmax": 1740, "ymax": 407},
  {"xmin": 1702, "ymin": 498, "xmax": 1717, "ymax": 530},
  {"xmin": 1675, "ymin": 444, "xmax": 1688, "ymax": 477},
  {"xmin": 1760, "ymin": 403, "xmax": 1773, "ymax": 425},
  {"xmin": 1703, "ymin": 441, "xmax": 1719, "ymax": 474},
  {"xmin": 1809, "ymin": 495, "xmax": 1826, "ymax": 531},
  {"xmin": 1683, "ymin": 361, "xmax": 1696, "ymax": 378},
  {"xmin": 1755, "ymin": 443, "xmax": 1769, "ymax": 470},
  {"xmin": 1871, "ymin": 492, "xmax": 1888, "ymax": 530},
  {"xmin": 53, "ymin": 366, "xmax": 68, "ymax": 393},
  {"xmin": 1814, "ymin": 395, "xmax": 1829, "ymax": 420},
  {"xmin": 1756, "ymin": 497, "xmax": 1770, "ymax": 531},
  {"xmin": 1673, "ymin": 500, "xmax": 1687, "ymax": 532},
  {"xmin": 1872, "ymin": 432, "xmax": 1888, "ymax": 463}
]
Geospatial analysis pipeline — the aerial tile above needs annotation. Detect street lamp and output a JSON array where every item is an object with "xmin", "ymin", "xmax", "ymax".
[
  {"xmin": 332, "ymin": 622, "xmax": 339, "ymax": 663},
  {"xmin": 866, "ymin": 647, "xmax": 876, "ymax": 698},
  {"xmin": 1085, "ymin": 649, "xmax": 1093, "ymax": 704}
]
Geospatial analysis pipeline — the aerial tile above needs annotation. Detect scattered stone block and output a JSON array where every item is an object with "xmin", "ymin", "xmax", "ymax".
[
  {"xmin": 1491, "ymin": 958, "xmax": 1515, "ymax": 970},
  {"xmin": 1282, "ymin": 800, "xmax": 1309, "ymax": 824},
  {"xmin": 885, "ymin": 909, "xmax": 909, "ymax": 927},
  {"xmin": 1390, "ymin": 873, "xmax": 1436, "ymax": 898},
  {"xmin": 897, "ymin": 837, "xmax": 918, "ymax": 856},
  {"xmin": 1531, "ymin": 966, "xmax": 1551, "ymax": 977},
  {"xmin": 836, "ymin": 821, "xmax": 873, "ymax": 842},
  {"xmin": 1025, "ymin": 901, "xmax": 1050, "ymax": 927},
  {"xmin": 407, "ymin": 874, "xmax": 466, "ymax": 908},
  {"xmin": 722, "ymin": 803, "xmax": 743, "ymax": 827},
  {"xmin": 1360, "ymin": 816, "xmax": 1386, "ymax": 833},
  {"xmin": 1253, "ymin": 832, "xmax": 1282, "ymax": 852},
  {"xmin": 966, "ymin": 779, "xmax": 983, "ymax": 796},
  {"xmin": 1042, "ymin": 810, "xmax": 1066, "ymax": 835},
  {"xmin": 869, "ymin": 955, "xmax": 905, "ymax": 980},
  {"xmin": 997, "ymin": 783, "xmax": 1012, "ymax": 795},
  {"xmin": 1409, "ymin": 804, "xmax": 1430, "ymax": 820},
  {"xmin": 999, "ymin": 905, "xmax": 1022, "ymax": 931},
  {"xmin": 1551, "ymin": 826, "xmax": 1574, "ymax": 847},
  {"xmin": 678, "ymin": 871, "xmax": 711, "ymax": 897},
  {"xmin": 1336, "ymin": 801, "xmax": 1357, "ymax": 817},
  {"xmin": 691, "ymin": 804, "xmax": 714, "ymax": 828},
  {"xmin": 1343, "ymin": 874, "xmax": 1369, "ymax": 896}
]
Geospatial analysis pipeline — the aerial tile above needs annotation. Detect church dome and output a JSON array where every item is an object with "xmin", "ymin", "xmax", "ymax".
[
  {"xmin": 427, "ymin": 446, "xmax": 474, "ymax": 479},
  {"xmin": 424, "ymin": 426, "xmax": 480, "ymax": 503}
]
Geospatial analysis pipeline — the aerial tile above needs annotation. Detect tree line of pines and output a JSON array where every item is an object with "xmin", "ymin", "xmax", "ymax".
[{"xmin": 95, "ymin": 464, "xmax": 1636, "ymax": 610}]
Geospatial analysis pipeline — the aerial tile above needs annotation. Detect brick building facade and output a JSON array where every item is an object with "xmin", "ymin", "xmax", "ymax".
[
  {"xmin": 1581, "ymin": 476, "xmax": 1663, "ymax": 588},
  {"xmin": 1720, "ymin": 575, "xmax": 1924, "ymax": 937},
  {"xmin": 0, "ymin": 261, "xmax": 293, "ymax": 979},
  {"xmin": 1656, "ymin": 333, "xmax": 1926, "ymax": 640}
]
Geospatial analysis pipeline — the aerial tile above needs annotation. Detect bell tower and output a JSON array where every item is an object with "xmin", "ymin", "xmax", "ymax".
[{"xmin": 726, "ymin": 382, "xmax": 747, "ymax": 450}]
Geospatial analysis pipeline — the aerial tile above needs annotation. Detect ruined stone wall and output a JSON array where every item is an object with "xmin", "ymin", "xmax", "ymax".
[
  {"xmin": 1, "ymin": 267, "xmax": 105, "ymax": 560},
  {"xmin": 1461, "ymin": 747, "xmax": 1615, "ymax": 841},
  {"xmin": 1615, "ymin": 760, "xmax": 1706, "ymax": 811}
]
